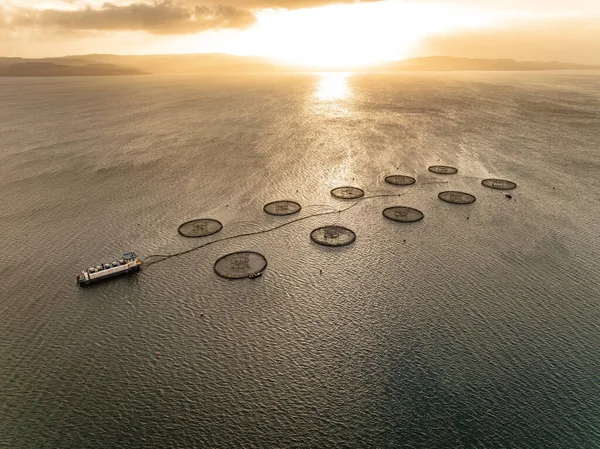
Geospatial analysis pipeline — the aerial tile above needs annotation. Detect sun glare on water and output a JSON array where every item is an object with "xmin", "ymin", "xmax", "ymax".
[
  {"xmin": 311, "ymin": 72, "xmax": 353, "ymax": 119},
  {"xmin": 315, "ymin": 72, "xmax": 351, "ymax": 101}
]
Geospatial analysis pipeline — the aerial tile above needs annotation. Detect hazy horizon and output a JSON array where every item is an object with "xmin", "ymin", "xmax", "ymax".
[
  {"xmin": 3, "ymin": 52, "xmax": 598, "ymax": 65},
  {"xmin": 3, "ymin": 53, "xmax": 598, "ymax": 78}
]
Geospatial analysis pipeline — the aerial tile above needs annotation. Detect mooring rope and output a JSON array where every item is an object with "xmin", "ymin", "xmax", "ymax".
[
  {"xmin": 143, "ymin": 193, "xmax": 405, "ymax": 267},
  {"xmin": 302, "ymin": 204, "xmax": 338, "ymax": 211}
]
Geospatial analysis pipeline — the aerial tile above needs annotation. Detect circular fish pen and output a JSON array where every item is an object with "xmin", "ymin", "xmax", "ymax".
[
  {"xmin": 385, "ymin": 175, "xmax": 416, "ymax": 186},
  {"xmin": 428, "ymin": 165, "xmax": 458, "ymax": 175},
  {"xmin": 438, "ymin": 191, "xmax": 476, "ymax": 204},
  {"xmin": 263, "ymin": 200, "xmax": 302, "ymax": 216},
  {"xmin": 213, "ymin": 251, "xmax": 267, "ymax": 279},
  {"xmin": 178, "ymin": 219, "xmax": 223, "ymax": 238},
  {"xmin": 383, "ymin": 206, "xmax": 424, "ymax": 223},
  {"xmin": 310, "ymin": 226, "xmax": 356, "ymax": 247},
  {"xmin": 331, "ymin": 186, "xmax": 365, "ymax": 200},
  {"xmin": 481, "ymin": 179, "xmax": 517, "ymax": 190}
]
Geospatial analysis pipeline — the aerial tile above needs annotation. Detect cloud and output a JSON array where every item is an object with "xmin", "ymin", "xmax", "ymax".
[
  {"xmin": 10, "ymin": 1, "xmax": 256, "ymax": 35},
  {"xmin": 394, "ymin": 0, "xmax": 600, "ymax": 12},
  {"xmin": 189, "ymin": 0, "xmax": 380, "ymax": 9},
  {"xmin": 0, "ymin": 7, "xmax": 8, "ymax": 28},
  {"xmin": 418, "ymin": 16, "xmax": 600, "ymax": 65},
  {"xmin": 2, "ymin": 0, "xmax": 383, "ymax": 37}
]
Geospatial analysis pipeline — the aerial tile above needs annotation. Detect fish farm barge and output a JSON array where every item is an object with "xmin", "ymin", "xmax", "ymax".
[{"xmin": 76, "ymin": 252, "xmax": 142, "ymax": 286}]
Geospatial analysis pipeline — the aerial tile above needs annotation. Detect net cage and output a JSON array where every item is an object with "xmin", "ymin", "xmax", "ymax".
[
  {"xmin": 263, "ymin": 200, "xmax": 302, "ymax": 216},
  {"xmin": 438, "ymin": 191, "xmax": 476, "ymax": 204},
  {"xmin": 213, "ymin": 251, "xmax": 267, "ymax": 279},
  {"xmin": 481, "ymin": 179, "xmax": 517, "ymax": 190},
  {"xmin": 428, "ymin": 165, "xmax": 458, "ymax": 175},
  {"xmin": 385, "ymin": 175, "xmax": 416, "ymax": 186},
  {"xmin": 310, "ymin": 226, "xmax": 356, "ymax": 247},
  {"xmin": 178, "ymin": 219, "xmax": 223, "ymax": 238},
  {"xmin": 382, "ymin": 206, "xmax": 424, "ymax": 223},
  {"xmin": 330, "ymin": 186, "xmax": 365, "ymax": 200}
]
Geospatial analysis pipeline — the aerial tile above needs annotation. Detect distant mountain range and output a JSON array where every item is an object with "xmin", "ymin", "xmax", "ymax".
[
  {"xmin": 0, "ymin": 62, "xmax": 146, "ymax": 77},
  {"xmin": 380, "ymin": 56, "xmax": 599, "ymax": 72},
  {"xmin": 1, "ymin": 54, "xmax": 598, "ymax": 76}
]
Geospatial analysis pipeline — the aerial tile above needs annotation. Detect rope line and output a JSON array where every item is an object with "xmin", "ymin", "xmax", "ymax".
[{"xmin": 143, "ymin": 193, "xmax": 405, "ymax": 267}]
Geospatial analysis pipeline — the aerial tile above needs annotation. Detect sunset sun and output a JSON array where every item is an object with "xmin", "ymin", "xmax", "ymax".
[
  {"xmin": 249, "ymin": 3, "xmax": 418, "ymax": 67},
  {"xmin": 170, "ymin": 1, "xmax": 500, "ymax": 68}
]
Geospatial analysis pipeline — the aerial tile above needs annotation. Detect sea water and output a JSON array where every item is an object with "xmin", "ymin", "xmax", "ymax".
[{"xmin": 1, "ymin": 72, "xmax": 599, "ymax": 447}]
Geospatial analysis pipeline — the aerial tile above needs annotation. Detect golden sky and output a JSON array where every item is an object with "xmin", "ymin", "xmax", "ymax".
[{"xmin": 1, "ymin": 0, "xmax": 599, "ymax": 65}]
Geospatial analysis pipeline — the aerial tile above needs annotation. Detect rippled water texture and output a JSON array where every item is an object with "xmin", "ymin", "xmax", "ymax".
[{"xmin": 1, "ymin": 72, "xmax": 600, "ymax": 448}]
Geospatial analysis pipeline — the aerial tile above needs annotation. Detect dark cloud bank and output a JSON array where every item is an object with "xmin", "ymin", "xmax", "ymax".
[
  {"xmin": 11, "ymin": 2, "xmax": 256, "ymax": 34},
  {"xmin": 3, "ymin": 0, "xmax": 378, "ymax": 35}
]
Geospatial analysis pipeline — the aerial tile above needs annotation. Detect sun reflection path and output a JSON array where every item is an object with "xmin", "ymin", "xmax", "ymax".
[
  {"xmin": 315, "ymin": 72, "xmax": 352, "ymax": 101},
  {"xmin": 313, "ymin": 72, "xmax": 353, "ymax": 118}
]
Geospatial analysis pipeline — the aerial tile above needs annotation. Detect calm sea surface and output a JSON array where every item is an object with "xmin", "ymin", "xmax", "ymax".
[{"xmin": 1, "ymin": 72, "xmax": 599, "ymax": 448}]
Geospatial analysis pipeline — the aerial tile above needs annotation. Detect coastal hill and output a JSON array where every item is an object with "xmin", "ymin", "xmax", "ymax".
[
  {"xmin": 1, "ymin": 54, "xmax": 598, "ymax": 76},
  {"xmin": 383, "ymin": 56, "xmax": 599, "ymax": 71},
  {"xmin": 67, "ymin": 53, "xmax": 277, "ymax": 74},
  {"xmin": 0, "ymin": 62, "xmax": 147, "ymax": 77}
]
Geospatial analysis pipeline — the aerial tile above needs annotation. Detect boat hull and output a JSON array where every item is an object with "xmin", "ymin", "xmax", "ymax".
[{"xmin": 77, "ymin": 266, "xmax": 139, "ymax": 286}]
